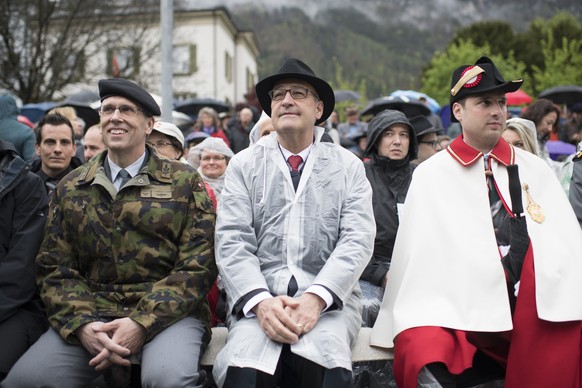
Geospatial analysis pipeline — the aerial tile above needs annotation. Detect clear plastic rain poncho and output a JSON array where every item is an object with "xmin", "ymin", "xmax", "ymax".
[
  {"xmin": 248, "ymin": 111, "xmax": 272, "ymax": 145},
  {"xmin": 187, "ymin": 137, "xmax": 234, "ymax": 199},
  {"xmin": 187, "ymin": 137, "xmax": 234, "ymax": 169}
]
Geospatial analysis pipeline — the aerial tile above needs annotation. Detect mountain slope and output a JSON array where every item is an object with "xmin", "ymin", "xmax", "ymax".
[{"xmin": 188, "ymin": 0, "xmax": 581, "ymax": 99}]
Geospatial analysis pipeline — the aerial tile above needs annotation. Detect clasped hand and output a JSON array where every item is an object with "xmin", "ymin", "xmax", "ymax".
[
  {"xmin": 253, "ymin": 293, "xmax": 325, "ymax": 344},
  {"xmin": 76, "ymin": 317, "xmax": 146, "ymax": 371}
]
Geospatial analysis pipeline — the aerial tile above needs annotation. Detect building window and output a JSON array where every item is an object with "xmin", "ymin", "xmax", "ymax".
[
  {"xmin": 173, "ymin": 44, "xmax": 197, "ymax": 75},
  {"xmin": 246, "ymin": 67, "xmax": 255, "ymax": 92},
  {"xmin": 107, "ymin": 47, "xmax": 140, "ymax": 78},
  {"xmin": 225, "ymin": 52, "xmax": 233, "ymax": 83}
]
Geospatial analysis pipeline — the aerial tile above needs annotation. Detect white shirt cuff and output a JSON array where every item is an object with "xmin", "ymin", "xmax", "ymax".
[
  {"xmin": 242, "ymin": 291, "xmax": 273, "ymax": 318},
  {"xmin": 306, "ymin": 285, "xmax": 333, "ymax": 311},
  {"xmin": 242, "ymin": 286, "xmax": 333, "ymax": 318}
]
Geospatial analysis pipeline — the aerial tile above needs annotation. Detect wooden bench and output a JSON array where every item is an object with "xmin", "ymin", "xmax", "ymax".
[
  {"xmin": 90, "ymin": 327, "xmax": 392, "ymax": 387},
  {"xmin": 200, "ymin": 327, "xmax": 393, "ymax": 366}
]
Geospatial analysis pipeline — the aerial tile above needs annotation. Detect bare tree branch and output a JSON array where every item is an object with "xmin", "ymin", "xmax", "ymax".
[{"xmin": 0, "ymin": 0, "xmax": 159, "ymax": 103}]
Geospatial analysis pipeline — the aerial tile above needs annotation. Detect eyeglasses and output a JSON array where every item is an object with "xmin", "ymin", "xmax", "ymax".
[
  {"xmin": 268, "ymin": 88, "xmax": 318, "ymax": 102},
  {"xmin": 201, "ymin": 155, "xmax": 226, "ymax": 162},
  {"xmin": 419, "ymin": 140, "xmax": 440, "ymax": 149},
  {"xmin": 99, "ymin": 104, "xmax": 142, "ymax": 118},
  {"xmin": 147, "ymin": 140, "xmax": 173, "ymax": 148}
]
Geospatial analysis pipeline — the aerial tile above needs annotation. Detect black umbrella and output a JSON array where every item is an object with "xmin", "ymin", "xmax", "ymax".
[
  {"xmin": 334, "ymin": 90, "xmax": 360, "ymax": 102},
  {"xmin": 538, "ymin": 85, "xmax": 582, "ymax": 105},
  {"xmin": 360, "ymin": 95, "xmax": 431, "ymax": 119},
  {"xmin": 64, "ymin": 89, "xmax": 100, "ymax": 105},
  {"xmin": 172, "ymin": 111, "xmax": 194, "ymax": 127},
  {"xmin": 52, "ymin": 102, "xmax": 100, "ymax": 128},
  {"xmin": 175, "ymin": 98, "xmax": 230, "ymax": 117}
]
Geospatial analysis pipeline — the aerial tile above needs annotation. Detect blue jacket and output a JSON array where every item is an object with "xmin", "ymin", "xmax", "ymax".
[{"xmin": 0, "ymin": 95, "xmax": 36, "ymax": 162}]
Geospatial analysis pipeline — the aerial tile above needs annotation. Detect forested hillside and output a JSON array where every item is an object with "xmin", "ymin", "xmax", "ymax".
[
  {"xmin": 223, "ymin": 1, "xmax": 581, "ymax": 99},
  {"xmin": 232, "ymin": 6, "xmax": 444, "ymax": 97}
]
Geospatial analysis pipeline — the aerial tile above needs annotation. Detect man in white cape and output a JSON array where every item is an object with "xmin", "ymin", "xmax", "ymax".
[{"xmin": 371, "ymin": 56, "xmax": 582, "ymax": 388}]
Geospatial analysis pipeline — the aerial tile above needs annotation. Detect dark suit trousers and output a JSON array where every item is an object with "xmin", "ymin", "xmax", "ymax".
[{"xmin": 223, "ymin": 344, "xmax": 353, "ymax": 388}]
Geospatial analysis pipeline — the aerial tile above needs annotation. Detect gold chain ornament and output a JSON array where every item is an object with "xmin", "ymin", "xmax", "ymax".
[{"xmin": 522, "ymin": 183, "xmax": 544, "ymax": 223}]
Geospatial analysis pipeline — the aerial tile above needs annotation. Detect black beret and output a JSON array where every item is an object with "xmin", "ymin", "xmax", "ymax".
[{"xmin": 98, "ymin": 78, "xmax": 161, "ymax": 116}]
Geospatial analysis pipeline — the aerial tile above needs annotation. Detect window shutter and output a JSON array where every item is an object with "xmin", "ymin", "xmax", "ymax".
[{"xmin": 190, "ymin": 44, "xmax": 197, "ymax": 73}]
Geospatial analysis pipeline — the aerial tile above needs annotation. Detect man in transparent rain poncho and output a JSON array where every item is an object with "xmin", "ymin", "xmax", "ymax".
[{"xmin": 213, "ymin": 58, "xmax": 375, "ymax": 388}]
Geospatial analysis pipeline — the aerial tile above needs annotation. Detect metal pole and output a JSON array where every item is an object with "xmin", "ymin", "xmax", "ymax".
[{"xmin": 160, "ymin": 0, "xmax": 173, "ymax": 122}]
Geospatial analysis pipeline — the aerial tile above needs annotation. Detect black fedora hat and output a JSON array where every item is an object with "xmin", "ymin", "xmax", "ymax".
[
  {"xmin": 255, "ymin": 58, "xmax": 335, "ymax": 125},
  {"xmin": 449, "ymin": 56, "xmax": 523, "ymax": 122},
  {"xmin": 409, "ymin": 115, "xmax": 437, "ymax": 137}
]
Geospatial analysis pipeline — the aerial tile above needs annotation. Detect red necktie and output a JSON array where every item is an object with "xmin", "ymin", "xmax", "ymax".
[
  {"xmin": 288, "ymin": 155, "xmax": 303, "ymax": 172},
  {"xmin": 288, "ymin": 155, "xmax": 303, "ymax": 191},
  {"xmin": 285, "ymin": 156, "xmax": 301, "ymax": 291}
]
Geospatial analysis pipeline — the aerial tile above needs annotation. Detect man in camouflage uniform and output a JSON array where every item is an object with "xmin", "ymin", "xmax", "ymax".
[{"xmin": 4, "ymin": 79, "xmax": 217, "ymax": 387}]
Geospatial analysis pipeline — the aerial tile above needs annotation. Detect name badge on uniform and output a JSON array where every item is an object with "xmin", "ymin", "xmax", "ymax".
[{"xmin": 141, "ymin": 185, "xmax": 172, "ymax": 199}]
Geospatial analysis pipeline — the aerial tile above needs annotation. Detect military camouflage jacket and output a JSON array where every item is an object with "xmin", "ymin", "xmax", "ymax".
[{"xmin": 37, "ymin": 147, "xmax": 217, "ymax": 343}]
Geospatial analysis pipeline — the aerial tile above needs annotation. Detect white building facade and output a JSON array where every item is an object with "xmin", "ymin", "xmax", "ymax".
[
  {"xmin": 169, "ymin": 7, "xmax": 259, "ymax": 105},
  {"xmin": 67, "ymin": 6, "xmax": 259, "ymax": 108}
]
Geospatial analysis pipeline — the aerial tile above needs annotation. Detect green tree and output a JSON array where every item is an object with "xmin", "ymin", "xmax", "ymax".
[
  {"xmin": 328, "ymin": 58, "xmax": 368, "ymax": 121},
  {"xmin": 422, "ymin": 40, "xmax": 528, "ymax": 107},
  {"xmin": 514, "ymin": 12, "xmax": 582, "ymax": 85},
  {"xmin": 532, "ymin": 32, "xmax": 582, "ymax": 93},
  {"xmin": 451, "ymin": 21, "xmax": 516, "ymax": 58},
  {"xmin": 423, "ymin": 14, "xmax": 582, "ymax": 106},
  {"xmin": 232, "ymin": 5, "xmax": 437, "ymax": 100}
]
